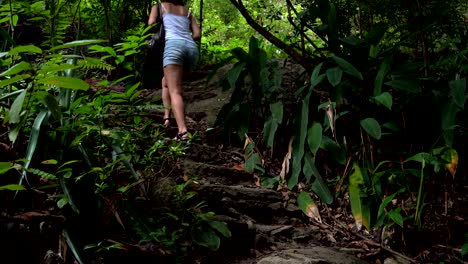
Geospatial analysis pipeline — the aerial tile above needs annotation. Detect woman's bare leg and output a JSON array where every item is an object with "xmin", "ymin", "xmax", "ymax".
[
  {"xmin": 163, "ymin": 64, "xmax": 187, "ymax": 134},
  {"xmin": 161, "ymin": 76, "xmax": 171, "ymax": 125}
]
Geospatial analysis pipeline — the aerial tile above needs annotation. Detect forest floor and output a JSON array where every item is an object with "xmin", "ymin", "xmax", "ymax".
[
  {"xmin": 0, "ymin": 60, "xmax": 466, "ymax": 264},
  {"xmin": 142, "ymin": 60, "xmax": 468, "ymax": 264}
]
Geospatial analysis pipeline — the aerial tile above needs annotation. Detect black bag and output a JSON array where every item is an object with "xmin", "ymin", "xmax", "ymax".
[{"xmin": 143, "ymin": 4, "xmax": 165, "ymax": 89}]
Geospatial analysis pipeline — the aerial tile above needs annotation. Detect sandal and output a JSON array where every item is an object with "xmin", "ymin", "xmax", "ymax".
[{"xmin": 174, "ymin": 131, "xmax": 188, "ymax": 142}]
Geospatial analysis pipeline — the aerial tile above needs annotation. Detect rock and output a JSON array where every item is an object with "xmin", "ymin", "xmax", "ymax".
[{"xmin": 257, "ymin": 248, "xmax": 367, "ymax": 264}]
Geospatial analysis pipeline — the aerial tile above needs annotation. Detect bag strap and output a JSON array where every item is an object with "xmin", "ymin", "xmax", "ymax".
[{"xmin": 156, "ymin": 3, "xmax": 163, "ymax": 24}]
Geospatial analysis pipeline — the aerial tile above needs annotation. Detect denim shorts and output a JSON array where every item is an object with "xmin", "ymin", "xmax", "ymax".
[{"xmin": 163, "ymin": 39, "xmax": 199, "ymax": 69}]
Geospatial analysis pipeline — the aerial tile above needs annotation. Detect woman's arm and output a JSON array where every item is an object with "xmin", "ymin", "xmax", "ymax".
[
  {"xmin": 148, "ymin": 5, "xmax": 158, "ymax": 25},
  {"xmin": 190, "ymin": 14, "xmax": 201, "ymax": 41}
]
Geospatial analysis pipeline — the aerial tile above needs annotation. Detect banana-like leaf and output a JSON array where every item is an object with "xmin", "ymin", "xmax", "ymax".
[
  {"xmin": 326, "ymin": 67, "xmax": 343, "ymax": 87},
  {"xmin": 0, "ymin": 61, "xmax": 32, "ymax": 77},
  {"xmin": 333, "ymin": 56, "xmax": 363, "ymax": 80},
  {"xmin": 360, "ymin": 118, "xmax": 381, "ymax": 140},
  {"xmin": 37, "ymin": 76, "xmax": 90, "ymax": 90},
  {"xmin": 9, "ymin": 89, "xmax": 27, "ymax": 124},
  {"xmin": 307, "ymin": 122, "xmax": 322, "ymax": 155},
  {"xmin": 297, "ymin": 191, "xmax": 321, "ymax": 222},
  {"xmin": 349, "ymin": 163, "xmax": 370, "ymax": 230}
]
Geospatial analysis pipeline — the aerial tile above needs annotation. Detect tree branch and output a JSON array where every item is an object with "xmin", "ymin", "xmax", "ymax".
[{"xmin": 229, "ymin": 0, "xmax": 313, "ymax": 70}]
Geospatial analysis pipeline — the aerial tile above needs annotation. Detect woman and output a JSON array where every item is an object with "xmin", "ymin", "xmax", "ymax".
[{"xmin": 148, "ymin": 0, "xmax": 201, "ymax": 141}]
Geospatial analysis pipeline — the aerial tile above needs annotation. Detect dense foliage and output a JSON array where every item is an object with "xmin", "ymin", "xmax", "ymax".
[{"xmin": 1, "ymin": 0, "xmax": 467, "ymax": 263}]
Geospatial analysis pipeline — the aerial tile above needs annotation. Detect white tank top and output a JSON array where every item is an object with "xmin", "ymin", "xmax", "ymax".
[{"xmin": 161, "ymin": 4, "xmax": 195, "ymax": 43}]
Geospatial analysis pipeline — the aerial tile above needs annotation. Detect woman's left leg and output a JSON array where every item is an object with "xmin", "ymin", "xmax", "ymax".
[
  {"xmin": 163, "ymin": 64, "xmax": 187, "ymax": 135},
  {"xmin": 161, "ymin": 76, "xmax": 171, "ymax": 126}
]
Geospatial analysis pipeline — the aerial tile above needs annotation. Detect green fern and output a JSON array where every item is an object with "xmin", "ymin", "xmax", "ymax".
[
  {"xmin": 78, "ymin": 57, "xmax": 115, "ymax": 71},
  {"xmin": 27, "ymin": 168, "xmax": 57, "ymax": 180}
]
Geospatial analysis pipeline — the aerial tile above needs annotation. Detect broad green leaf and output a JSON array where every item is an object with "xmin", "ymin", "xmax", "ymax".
[
  {"xmin": 227, "ymin": 62, "xmax": 245, "ymax": 89},
  {"xmin": 303, "ymin": 152, "xmax": 314, "ymax": 182},
  {"xmin": 270, "ymin": 101, "xmax": 283, "ymax": 122},
  {"xmin": 36, "ymin": 91, "xmax": 62, "ymax": 120},
  {"xmin": 307, "ymin": 122, "xmax": 322, "ymax": 155},
  {"xmin": 441, "ymin": 101, "xmax": 459, "ymax": 146},
  {"xmin": 9, "ymin": 89, "xmax": 27, "ymax": 124},
  {"xmin": 0, "ymin": 90, "xmax": 26, "ymax": 101},
  {"xmin": 462, "ymin": 243, "xmax": 468, "ymax": 256},
  {"xmin": 208, "ymin": 221, "xmax": 231, "ymax": 238},
  {"xmin": 449, "ymin": 78, "xmax": 465, "ymax": 108},
  {"xmin": 333, "ymin": 56, "xmax": 363, "ymax": 80},
  {"xmin": 191, "ymin": 224, "xmax": 221, "ymax": 251},
  {"xmin": 373, "ymin": 92, "xmax": 392, "ymax": 110},
  {"xmin": 38, "ymin": 76, "xmax": 89, "ymax": 90},
  {"xmin": 404, "ymin": 152, "xmax": 431, "ymax": 163},
  {"xmin": 12, "ymin": 15, "xmax": 18, "ymax": 26},
  {"xmin": 374, "ymin": 56, "xmax": 391, "ymax": 95},
  {"xmin": 310, "ymin": 62, "xmax": 324, "ymax": 87},
  {"xmin": 38, "ymin": 64, "xmax": 78, "ymax": 75},
  {"xmin": 326, "ymin": 67, "xmax": 343, "ymax": 87},
  {"xmin": 0, "ymin": 74, "xmax": 31, "ymax": 88},
  {"xmin": 245, "ymin": 153, "xmax": 262, "ymax": 173},
  {"xmin": 311, "ymin": 172, "xmax": 333, "ymax": 205},
  {"xmin": 320, "ymin": 136, "xmax": 346, "ymax": 165},
  {"xmin": 312, "ymin": 74, "xmax": 326, "ymax": 88},
  {"xmin": 0, "ymin": 61, "xmax": 32, "ymax": 77},
  {"xmin": 23, "ymin": 110, "xmax": 48, "ymax": 170},
  {"xmin": 288, "ymin": 94, "xmax": 310, "ymax": 189},
  {"xmin": 441, "ymin": 148, "xmax": 458, "ymax": 177},
  {"xmin": 385, "ymin": 80, "xmax": 420, "ymax": 93},
  {"xmin": 9, "ymin": 45, "xmax": 42, "ymax": 55},
  {"xmin": 297, "ymin": 191, "xmax": 321, "ymax": 222},
  {"xmin": 8, "ymin": 125, "xmax": 20, "ymax": 143},
  {"xmin": 263, "ymin": 118, "xmax": 278, "ymax": 149},
  {"xmin": 360, "ymin": 118, "xmax": 381, "ymax": 140},
  {"xmin": 50, "ymin": 39, "xmax": 107, "ymax": 51},
  {"xmin": 349, "ymin": 164, "xmax": 371, "ymax": 230},
  {"xmin": 388, "ymin": 209, "xmax": 403, "ymax": 227},
  {"xmin": 0, "ymin": 162, "xmax": 14, "ymax": 174},
  {"xmin": 0, "ymin": 184, "xmax": 26, "ymax": 191}
]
